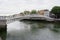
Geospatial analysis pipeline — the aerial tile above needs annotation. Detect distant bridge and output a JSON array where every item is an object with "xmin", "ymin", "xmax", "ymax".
[
  {"xmin": 0, "ymin": 14, "xmax": 55, "ymax": 25},
  {"xmin": 6, "ymin": 14, "xmax": 54, "ymax": 24},
  {"xmin": 7, "ymin": 14, "xmax": 45, "ymax": 23}
]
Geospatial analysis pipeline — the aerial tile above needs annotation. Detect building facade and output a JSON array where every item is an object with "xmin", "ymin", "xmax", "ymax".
[{"xmin": 38, "ymin": 9, "xmax": 50, "ymax": 17}]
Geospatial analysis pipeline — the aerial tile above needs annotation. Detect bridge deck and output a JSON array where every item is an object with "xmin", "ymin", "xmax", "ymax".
[{"xmin": 0, "ymin": 14, "xmax": 60, "ymax": 24}]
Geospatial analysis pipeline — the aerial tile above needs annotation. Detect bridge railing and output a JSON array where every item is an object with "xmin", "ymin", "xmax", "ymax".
[{"xmin": 6, "ymin": 14, "xmax": 49, "ymax": 20}]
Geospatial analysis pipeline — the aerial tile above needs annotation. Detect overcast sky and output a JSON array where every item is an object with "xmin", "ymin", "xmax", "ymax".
[{"xmin": 0, "ymin": 0, "xmax": 60, "ymax": 16}]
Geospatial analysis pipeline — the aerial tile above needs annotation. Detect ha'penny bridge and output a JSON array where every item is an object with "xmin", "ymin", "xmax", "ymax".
[{"xmin": 0, "ymin": 14, "xmax": 59, "ymax": 28}]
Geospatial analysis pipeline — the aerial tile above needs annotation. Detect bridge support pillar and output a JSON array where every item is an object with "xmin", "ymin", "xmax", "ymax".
[
  {"xmin": 0, "ymin": 20, "xmax": 7, "ymax": 40},
  {"xmin": 0, "ymin": 20, "xmax": 7, "ymax": 29}
]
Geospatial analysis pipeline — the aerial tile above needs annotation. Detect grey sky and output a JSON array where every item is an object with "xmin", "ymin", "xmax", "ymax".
[{"xmin": 0, "ymin": 0, "xmax": 60, "ymax": 16}]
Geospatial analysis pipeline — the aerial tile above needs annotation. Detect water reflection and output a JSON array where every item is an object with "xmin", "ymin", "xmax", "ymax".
[
  {"xmin": 21, "ymin": 21, "xmax": 46, "ymax": 28},
  {"xmin": 0, "ymin": 20, "xmax": 59, "ymax": 40},
  {"xmin": 0, "ymin": 26, "xmax": 7, "ymax": 40},
  {"xmin": 21, "ymin": 20, "xmax": 60, "ymax": 32},
  {"xmin": 50, "ymin": 23, "xmax": 60, "ymax": 32}
]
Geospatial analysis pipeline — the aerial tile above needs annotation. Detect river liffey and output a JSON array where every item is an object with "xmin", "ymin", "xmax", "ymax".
[{"xmin": 0, "ymin": 20, "xmax": 60, "ymax": 40}]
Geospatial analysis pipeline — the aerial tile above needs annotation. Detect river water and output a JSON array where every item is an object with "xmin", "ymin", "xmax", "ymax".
[{"xmin": 1, "ymin": 20, "xmax": 60, "ymax": 40}]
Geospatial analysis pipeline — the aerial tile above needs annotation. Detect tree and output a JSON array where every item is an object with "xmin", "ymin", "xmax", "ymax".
[
  {"xmin": 24, "ymin": 11, "xmax": 30, "ymax": 15},
  {"xmin": 30, "ymin": 10, "xmax": 37, "ymax": 14},
  {"xmin": 20, "ymin": 12, "xmax": 24, "ymax": 16},
  {"xmin": 51, "ymin": 6, "xmax": 60, "ymax": 18}
]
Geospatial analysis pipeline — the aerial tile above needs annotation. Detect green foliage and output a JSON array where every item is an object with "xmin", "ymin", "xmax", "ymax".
[
  {"xmin": 51, "ymin": 6, "xmax": 60, "ymax": 18},
  {"xmin": 24, "ymin": 11, "xmax": 30, "ymax": 15},
  {"xmin": 54, "ymin": 23, "xmax": 60, "ymax": 28},
  {"xmin": 20, "ymin": 12, "xmax": 24, "ymax": 16},
  {"xmin": 30, "ymin": 10, "xmax": 37, "ymax": 14},
  {"xmin": 23, "ymin": 10, "xmax": 37, "ymax": 15}
]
